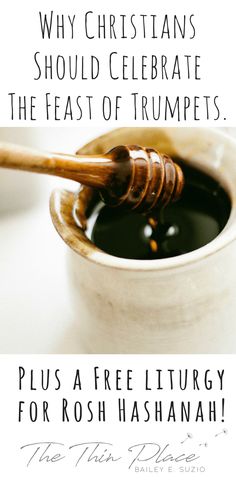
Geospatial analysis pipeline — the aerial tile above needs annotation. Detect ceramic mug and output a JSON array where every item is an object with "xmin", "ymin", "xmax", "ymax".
[{"xmin": 50, "ymin": 127, "xmax": 236, "ymax": 354}]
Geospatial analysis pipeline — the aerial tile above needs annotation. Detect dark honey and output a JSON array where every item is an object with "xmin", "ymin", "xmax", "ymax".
[{"xmin": 89, "ymin": 163, "xmax": 231, "ymax": 260}]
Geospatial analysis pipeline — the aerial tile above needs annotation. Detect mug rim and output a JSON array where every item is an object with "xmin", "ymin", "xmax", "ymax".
[{"xmin": 50, "ymin": 127, "xmax": 236, "ymax": 272}]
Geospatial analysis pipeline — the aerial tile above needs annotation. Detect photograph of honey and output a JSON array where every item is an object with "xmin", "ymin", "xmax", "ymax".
[{"xmin": 0, "ymin": 127, "xmax": 236, "ymax": 354}]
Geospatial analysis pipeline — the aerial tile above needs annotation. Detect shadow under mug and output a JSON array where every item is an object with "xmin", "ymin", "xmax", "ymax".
[{"xmin": 50, "ymin": 127, "xmax": 236, "ymax": 354}]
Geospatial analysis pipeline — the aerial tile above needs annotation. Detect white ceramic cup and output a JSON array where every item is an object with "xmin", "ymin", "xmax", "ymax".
[{"xmin": 50, "ymin": 127, "xmax": 236, "ymax": 354}]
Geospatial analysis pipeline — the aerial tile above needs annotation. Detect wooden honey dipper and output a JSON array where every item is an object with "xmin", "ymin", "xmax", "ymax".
[{"xmin": 0, "ymin": 142, "xmax": 184, "ymax": 213}]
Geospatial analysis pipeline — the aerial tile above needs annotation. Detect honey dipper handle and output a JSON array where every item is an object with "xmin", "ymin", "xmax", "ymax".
[{"xmin": 0, "ymin": 142, "xmax": 114, "ymax": 188}]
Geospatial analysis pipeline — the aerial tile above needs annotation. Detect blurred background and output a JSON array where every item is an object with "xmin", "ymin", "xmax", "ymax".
[
  {"xmin": 0, "ymin": 127, "xmax": 236, "ymax": 353},
  {"xmin": 0, "ymin": 127, "xmax": 109, "ymax": 354}
]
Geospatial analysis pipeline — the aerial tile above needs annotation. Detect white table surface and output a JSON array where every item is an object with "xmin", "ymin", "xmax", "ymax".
[
  {"xmin": 0, "ymin": 127, "xmax": 109, "ymax": 353},
  {"xmin": 0, "ymin": 181, "xmax": 84, "ymax": 353}
]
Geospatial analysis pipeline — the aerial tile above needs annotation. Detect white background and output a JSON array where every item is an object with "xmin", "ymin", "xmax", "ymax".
[
  {"xmin": 0, "ymin": 126, "xmax": 110, "ymax": 354},
  {"xmin": 0, "ymin": 0, "xmax": 235, "ymax": 125},
  {"xmin": 0, "ymin": 355, "xmax": 235, "ymax": 481}
]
